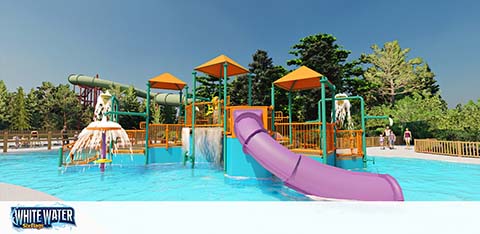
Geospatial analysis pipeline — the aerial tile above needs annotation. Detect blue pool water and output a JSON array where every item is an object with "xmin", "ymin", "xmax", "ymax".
[{"xmin": 1, "ymin": 151, "xmax": 479, "ymax": 201}]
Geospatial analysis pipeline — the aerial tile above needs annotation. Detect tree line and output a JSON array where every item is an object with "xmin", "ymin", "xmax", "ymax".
[
  {"xmin": 1, "ymin": 32, "xmax": 478, "ymax": 141},
  {"xmin": 0, "ymin": 81, "xmax": 175, "ymax": 131},
  {"xmin": 199, "ymin": 33, "xmax": 478, "ymax": 141}
]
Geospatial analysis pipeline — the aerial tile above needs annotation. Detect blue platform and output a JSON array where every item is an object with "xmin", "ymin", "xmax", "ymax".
[{"xmin": 225, "ymin": 137, "xmax": 272, "ymax": 179}]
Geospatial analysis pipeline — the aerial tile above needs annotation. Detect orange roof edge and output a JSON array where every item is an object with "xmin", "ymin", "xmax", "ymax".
[{"xmin": 194, "ymin": 54, "xmax": 249, "ymax": 78}]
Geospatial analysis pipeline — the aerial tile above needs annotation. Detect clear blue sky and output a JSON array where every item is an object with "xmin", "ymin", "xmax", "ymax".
[{"xmin": 1, "ymin": 0, "xmax": 479, "ymax": 107}]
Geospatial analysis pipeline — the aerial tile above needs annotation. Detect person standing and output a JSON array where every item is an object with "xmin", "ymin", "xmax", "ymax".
[
  {"xmin": 61, "ymin": 125, "xmax": 69, "ymax": 146},
  {"xmin": 404, "ymin": 128, "xmax": 412, "ymax": 149},
  {"xmin": 384, "ymin": 126, "xmax": 391, "ymax": 148},
  {"xmin": 379, "ymin": 134, "xmax": 385, "ymax": 150},
  {"xmin": 389, "ymin": 130, "xmax": 396, "ymax": 149}
]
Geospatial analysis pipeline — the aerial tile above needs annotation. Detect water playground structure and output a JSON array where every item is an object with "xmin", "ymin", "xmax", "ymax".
[{"xmin": 62, "ymin": 54, "xmax": 404, "ymax": 201}]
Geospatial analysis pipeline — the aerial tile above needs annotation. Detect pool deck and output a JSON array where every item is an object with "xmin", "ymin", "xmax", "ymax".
[
  {"xmin": 0, "ymin": 183, "xmax": 60, "ymax": 201},
  {"xmin": 367, "ymin": 146, "xmax": 480, "ymax": 165}
]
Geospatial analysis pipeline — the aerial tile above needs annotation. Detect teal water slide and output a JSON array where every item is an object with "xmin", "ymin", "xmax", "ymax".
[{"xmin": 68, "ymin": 74, "xmax": 187, "ymax": 105}]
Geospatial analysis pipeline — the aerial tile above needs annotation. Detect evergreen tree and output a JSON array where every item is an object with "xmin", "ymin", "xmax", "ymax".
[
  {"xmin": 10, "ymin": 87, "xmax": 30, "ymax": 130},
  {"xmin": 287, "ymin": 33, "xmax": 362, "ymax": 121},
  {"xmin": 196, "ymin": 75, "xmax": 222, "ymax": 99},
  {"xmin": 26, "ymin": 88, "xmax": 42, "ymax": 130},
  {"xmin": 119, "ymin": 86, "xmax": 142, "ymax": 129},
  {"xmin": 230, "ymin": 50, "xmax": 288, "ymax": 115},
  {"xmin": 0, "ymin": 81, "xmax": 10, "ymax": 130}
]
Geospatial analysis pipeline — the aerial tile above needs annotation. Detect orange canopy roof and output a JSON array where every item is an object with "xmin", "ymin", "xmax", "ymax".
[
  {"xmin": 273, "ymin": 66, "xmax": 324, "ymax": 91},
  {"xmin": 194, "ymin": 54, "xmax": 249, "ymax": 78},
  {"xmin": 149, "ymin": 73, "xmax": 186, "ymax": 90}
]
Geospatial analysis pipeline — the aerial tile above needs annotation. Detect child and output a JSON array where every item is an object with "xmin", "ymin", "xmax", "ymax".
[
  {"xmin": 389, "ymin": 131, "xmax": 396, "ymax": 149},
  {"xmin": 379, "ymin": 134, "xmax": 385, "ymax": 150}
]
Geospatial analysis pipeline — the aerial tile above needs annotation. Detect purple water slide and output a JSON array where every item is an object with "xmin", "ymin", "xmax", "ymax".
[{"xmin": 233, "ymin": 110, "xmax": 404, "ymax": 201}]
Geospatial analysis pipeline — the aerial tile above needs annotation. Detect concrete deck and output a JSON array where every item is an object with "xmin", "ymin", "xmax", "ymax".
[
  {"xmin": 367, "ymin": 145, "xmax": 480, "ymax": 165},
  {"xmin": 0, "ymin": 183, "xmax": 60, "ymax": 201}
]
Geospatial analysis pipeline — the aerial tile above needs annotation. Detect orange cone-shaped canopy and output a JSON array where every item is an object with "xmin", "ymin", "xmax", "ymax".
[
  {"xmin": 273, "ymin": 66, "xmax": 324, "ymax": 91},
  {"xmin": 195, "ymin": 54, "xmax": 249, "ymax": 78},
  {"xmin": 149, "ymin": 72, "xmax": 187, "ymax": 90}
]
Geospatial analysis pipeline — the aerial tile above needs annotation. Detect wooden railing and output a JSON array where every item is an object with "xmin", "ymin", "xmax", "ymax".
[
  {"xmin": 415, "ymin": 139, "xmax": 480, "ymax": 158},
  {"xmin": 1, "ymin": 130, "xmax": 79, "ymax": 153},
  {"xmin": 336, "ymin": 130, "xmax": 363, "ymax": 156},
  {"xmin": 273, "ymin": 122, "xmax": 335, "ymax": 154}
]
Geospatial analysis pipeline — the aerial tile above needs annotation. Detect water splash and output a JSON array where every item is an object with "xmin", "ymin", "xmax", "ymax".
[
  {"xmin": 334, "ymin": 93, "xmax": 354, "ymax": 130},
  {"xmin": 182, "ymin": 127, "xmax": 223, "ymax": 166}
]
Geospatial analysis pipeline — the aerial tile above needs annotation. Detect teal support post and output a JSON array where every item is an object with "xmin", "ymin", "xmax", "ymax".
[
  {"xmin": 360, "ymin": 97, "xmax": 366, "ymax": 168},
  {"xmin": 248, "ymin": 74, "xmax": 253, "ymax": 106},
  {"xmin": 271, "ymin": 84, "xmax": 275, "ymax": 132},
  {"xmin": 288, "ymin": 91, "xmax": 292, "ymax": 145},
  {"xmin": 179, "ymin": 89, "xmax": 183, "ymax": 124},
  {"xmin": 318, "ymin": 100, "xmax": 322, "ymax": 157},
  {"xmin": 320, "ymin": 80, "xmax": 327, "ymax": 164},
  {"xmin": 184, "ymin": 86, "xmax": 188, "ymax": 125},
  {"xmin": 145, "ymin": 82, "xmax": 151, "ymax": 165},
  {"xmin": 191, "ymin": 72, "xmax": 197, "ymax": 168},
  {"xmin": 58, "ymin": 147, "xmax": 63, "ymax": 167},
  {"xmin": 324, "ymin": 95, "xmax": 369, "ymax": 168},
  {"xmin": 223, "ymin": 63, "xmax": 228, "ymax": 172},
  {"xmin": 331, "ymin": 86, "xmax": 337, "ymax": 166}
]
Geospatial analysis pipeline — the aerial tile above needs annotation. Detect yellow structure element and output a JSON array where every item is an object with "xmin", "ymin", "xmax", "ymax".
[
  {"xmin": 148, "ymin": 72, "xmax": 187, "ymax": 90},
  {"xmin": 194, "ymin": 54, "xmax": 249, "ymax": 78},
  {"xmin": 94, "ymin": 158, "xmax": 112, "ymax": 164},
  {"xmin": 273, "ymin": 66, "xmax": 324, "ymax": 91},
  {"xmin": 205, "ymin": 97, "xmax": 219, "ymax": 116}
]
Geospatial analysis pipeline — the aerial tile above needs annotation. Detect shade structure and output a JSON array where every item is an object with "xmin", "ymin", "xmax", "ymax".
[
  {"xmin": 194, "ymin": 54, "xmax": 249, "ymax": 78},
  {"xmin": 149, "ymin": 72, "xmax": 187, "ymax": 90},
  {"xmin": 273, "ymin": 66, "xmax": 324, "ymax": 91}
]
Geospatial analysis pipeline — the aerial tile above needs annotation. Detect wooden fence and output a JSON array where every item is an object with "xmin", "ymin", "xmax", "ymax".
[
  {"xmin": 1, "ymin": 130, "xmax": 79, "ymax": 153},
  {"xmin": 414, "ymin": 139, "xmax": 480, "ymax": 158}
]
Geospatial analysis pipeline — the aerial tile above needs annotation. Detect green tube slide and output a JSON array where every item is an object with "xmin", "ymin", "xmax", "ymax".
[{"xmin": 68, "ymin": 74, "xmax": 185, "ymax": 106}]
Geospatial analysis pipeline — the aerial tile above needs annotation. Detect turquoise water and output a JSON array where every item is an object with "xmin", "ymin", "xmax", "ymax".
[
  {"xmin": 1, "ymin": 151, "xmax": 479, "ymax": 201},
  {"xmin": 368, "ymin": 156, "xmax": 480, "ymax": 201},
  {"xmin": 0, "ymin": 151, "xmax": 307, "ymax": 201}
]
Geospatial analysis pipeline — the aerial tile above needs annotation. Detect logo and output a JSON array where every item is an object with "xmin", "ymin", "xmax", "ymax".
[{"xmin": 10, "ymin": 205, "xmax": 76, "ymax": 230}]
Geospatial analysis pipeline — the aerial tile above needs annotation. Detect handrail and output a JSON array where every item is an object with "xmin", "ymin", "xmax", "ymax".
[{"xmin": 415, "ymin": 139, "xmax": 480, "ymax": 158}]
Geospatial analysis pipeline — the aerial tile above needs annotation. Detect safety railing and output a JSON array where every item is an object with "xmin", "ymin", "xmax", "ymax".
[
  {"xmin": 148, "ymin": 124, "xmax": 183, "ymax": 148},
  {"xmin": 184, "ymin": 99, "xmax": 228, "ymax": 127},
  {"xmin": 1, "ymin": 131, "xmax": 79, "ymax": 153},
  {"xmin": 336, "ymin": 130, "xmax": 363, "ymax": 156},
  {"xmin": 415, "ymin": 139, "xmax": 480, "ymax": 158},
  {"xmin": 273, "ymin": 122, "xmax": 335, "ymax": 155}
]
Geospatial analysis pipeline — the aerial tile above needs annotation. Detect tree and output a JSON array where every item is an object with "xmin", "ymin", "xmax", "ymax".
[
  {"xmin": 0, "ymin": 81, "xmax": 10, "ymax": 130},
  {"xmin": 361, "ymin": 40, "xmax": 439, "ymax": 106},
  {"xmin": 35, "ymin": 82, "xmax": 56, "ymax": 130},
  {"xmin": 26, "ymin": 88, "xmax": 42, "ymax": 130},
  {"xmin": 196, "ymin": 75, "xmax": 222, "ymax": 99},
  {"xmin": 287, "ymin": 33, "xmax": 362, "ymax": 121},
  {"xmin": 118, "ymin": 86, "xmax": 142, "ymax": 129},
  {"xmin": 287, "ymin": 33, "xmax": 362, "ymax": 91},
  {"xmin": 230, "ymin": 50, "xmax": 288, "ymax": 108},
  {"xmin": 50, "ymin": 84, "xmax": 84, "ymax": 129},
  {"xmin": 9, "ymin": 87, "xmax": 30, "ymax": 130},
  {"xmin": 435, "ymin": 100, "xmax": 480, "ymax": 141},
  {"xmin": 366, "ymin": 93, "xmax": 446, "ymax": 139}
]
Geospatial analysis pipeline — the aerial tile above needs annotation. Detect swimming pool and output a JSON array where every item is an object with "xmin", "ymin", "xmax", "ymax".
[{"xmin": 1, "ymin": 151, "xmax": 479, "ymax": 201}]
